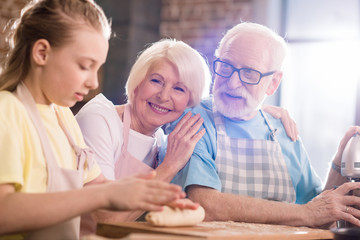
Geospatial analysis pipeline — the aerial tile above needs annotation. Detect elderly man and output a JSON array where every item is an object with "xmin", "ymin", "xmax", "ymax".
[{"xmin": 165, "ymin": 22, "xmax": 360, "ymax": 228}]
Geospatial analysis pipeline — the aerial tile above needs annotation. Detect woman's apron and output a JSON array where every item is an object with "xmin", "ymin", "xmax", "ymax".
[
  {"xmin": 213, "ymin": 101, "xmax": 296, "ymax": 203},
  {"xmin": 114, "ymin": 104, "xmax": 155, "ymax": 179},
  {"xmin": 14, "ymin": 82, "xmax": 94, "ymax": 240},
  {"xmin": 81, "ymin": 104, "xmax": 156, "ymax": 234}
]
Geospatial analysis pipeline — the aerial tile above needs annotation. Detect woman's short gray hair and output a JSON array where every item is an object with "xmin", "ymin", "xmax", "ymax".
[{"xmin": 125, "ymin": 39, "xmax": 211, "ymax": 107}]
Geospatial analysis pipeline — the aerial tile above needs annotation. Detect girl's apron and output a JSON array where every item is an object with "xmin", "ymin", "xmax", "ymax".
[
  {"xmin": 114, "ymin": 104, "xmax": 154, "ymax": 179},
  {"xmin": 213, "ymin": 101, "xmax": 296, "ymax": 203},
  {"xmin": 14, "ymin": 82, "xmax": 94, "ymax": 240}
]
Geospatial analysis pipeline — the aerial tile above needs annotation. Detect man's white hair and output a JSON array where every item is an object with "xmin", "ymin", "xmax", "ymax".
[{"xmin": 215, "ymin": 22, "xmax": 287, "ymax": 70}]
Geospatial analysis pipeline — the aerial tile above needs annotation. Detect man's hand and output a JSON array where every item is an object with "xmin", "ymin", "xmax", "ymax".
[{"xmin": 304, "ymin": 182, "xmax": 360, "ymax": 228}]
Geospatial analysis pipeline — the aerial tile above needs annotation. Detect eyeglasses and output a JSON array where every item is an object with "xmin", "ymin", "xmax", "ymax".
[{"xmin": 213, "ymin": 59, "xmax": 276, "ymax": 85}]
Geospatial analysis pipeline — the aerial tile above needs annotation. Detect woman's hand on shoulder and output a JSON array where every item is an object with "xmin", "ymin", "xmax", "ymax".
[
  {"xmin": 262, "ymin": 105, "xmax": 298, "ymax": 142},
  {"xmin": 163, "ymin": 112, "xmax": 205, "ymax": 170}
]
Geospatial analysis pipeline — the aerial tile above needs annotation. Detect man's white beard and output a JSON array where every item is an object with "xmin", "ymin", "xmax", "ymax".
[{"xmin": 213, "ymin": 84, "xmax": 264, "ymax": 120}]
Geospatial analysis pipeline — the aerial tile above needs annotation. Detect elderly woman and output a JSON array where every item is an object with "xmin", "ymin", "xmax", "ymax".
[
  {"xmin": 75, "ymin": 39, "xmax": 297, "ymax": 234},
  {"xmin": 76, "ymin": 39, "xmax": 211, "ymax": 234},
  {"xmin": 76, "ymin": 39, "xmax": 212, "ymax": 183}
]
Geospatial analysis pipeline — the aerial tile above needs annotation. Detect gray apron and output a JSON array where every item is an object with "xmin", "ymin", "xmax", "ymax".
[
  {"xmin": 14, "ymin": 82, "xmax": 94, "ymax": 240},
  {"xmin": 213, "ymin": 101, "xmax": 296, "ymax": 203}
]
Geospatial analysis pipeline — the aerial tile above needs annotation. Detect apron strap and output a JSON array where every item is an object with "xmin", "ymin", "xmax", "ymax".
[
  {"xmin": 259, "ymin": 109, "xmax": 278, "ymax": 141},
  {"xmin": 122, "ymin": 104, "xmax": 131, "ymax": 150},
  {"xmin": 14, "ymin": 82, "xmax": 92, "ymax": 175},
  {"xmin": 55, "ymin": 112, "xmax": 94, "ymax": 170},
  {"xmin": 14, "ymin": 82, "xmax": 58, "ymax": 173},
  {"xmin": 212, "ymin": 98, "xmax": 227, "ymax": 134}
]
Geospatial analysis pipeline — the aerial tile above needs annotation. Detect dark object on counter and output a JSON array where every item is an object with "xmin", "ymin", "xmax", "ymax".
[{"xmin": 331, "ymin": 228, "xmax": 360, "ymax": 240}]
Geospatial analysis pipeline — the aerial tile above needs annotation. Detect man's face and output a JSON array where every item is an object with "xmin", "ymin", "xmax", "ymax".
[{"xmin": 213, "ymin": 34, "xmax": 276, "ymax": 120}]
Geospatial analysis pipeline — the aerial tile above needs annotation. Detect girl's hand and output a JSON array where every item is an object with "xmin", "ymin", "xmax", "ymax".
[
  {"xmin": 105, "ymin": 172, "xmax": 185, "ymax": 212},
  {"xmin": 167, "ymin": 198, "xmax": 200, "ymax": 210}
]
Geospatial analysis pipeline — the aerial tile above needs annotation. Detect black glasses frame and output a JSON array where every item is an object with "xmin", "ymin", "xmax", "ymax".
[{"xmin": 213, "ymin": 59, "xmax": 276, "ymax": 85}]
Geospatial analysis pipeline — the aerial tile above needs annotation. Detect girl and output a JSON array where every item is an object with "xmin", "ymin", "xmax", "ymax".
[{"xmin": 0, "ymin": 0, "xmax": 193, "ymax": 239}]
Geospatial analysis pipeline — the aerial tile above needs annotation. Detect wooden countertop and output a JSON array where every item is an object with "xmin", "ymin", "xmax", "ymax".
[{"xmin": 96, "ymin": 221, "xmax": 333, "ymax": 240}]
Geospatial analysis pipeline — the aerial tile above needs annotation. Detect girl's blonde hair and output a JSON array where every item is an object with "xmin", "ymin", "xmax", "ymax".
[
  {"xmin": 126, "ymin": 39, "xmax": 211, "ymax": 107},
  {"xmin": 0, "ymin": 0, "xmax": 111, "ymax": 91}
]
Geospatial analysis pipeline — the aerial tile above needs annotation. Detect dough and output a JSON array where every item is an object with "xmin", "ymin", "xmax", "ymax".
[{"xmin": 145, "ymin": 205, "xmax": 205, "ymax": 227}]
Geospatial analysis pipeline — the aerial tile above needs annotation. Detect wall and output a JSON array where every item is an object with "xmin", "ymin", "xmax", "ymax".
[
  {"xmin": 97, "ymin": 0, "xmax": 162, "ymax": 105},
  {"xmin": 282, "ymin": 0, "xmax": 360, "ymax": 183},
  {"xmin": 161, "ymin": 0, "xmax": 253, "ymax": 67},
  {"xmin": 0, "ymin": 0, "xmax": 27, "ymax": 50}
]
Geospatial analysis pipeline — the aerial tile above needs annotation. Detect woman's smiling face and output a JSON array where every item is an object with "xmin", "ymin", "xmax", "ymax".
[{"xmin": 132, "ymin": 59, "xmax": 191, "ymax": 133}]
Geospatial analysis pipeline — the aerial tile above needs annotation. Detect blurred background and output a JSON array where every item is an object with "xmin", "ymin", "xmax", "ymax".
[{"xmin": 1, "ymin": 0, "xmax": 360, "ymax": 185}]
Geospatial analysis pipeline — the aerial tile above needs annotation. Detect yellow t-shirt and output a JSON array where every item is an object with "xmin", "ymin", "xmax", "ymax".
[{"xmin": 0, "ymin": 91, "xmax": 101, "ymax": 193}]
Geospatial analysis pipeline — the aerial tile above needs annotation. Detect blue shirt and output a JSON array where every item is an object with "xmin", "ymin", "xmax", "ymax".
[{"xmin": 159, "ymin": 98, "xmax": 322, "ymax": 204}]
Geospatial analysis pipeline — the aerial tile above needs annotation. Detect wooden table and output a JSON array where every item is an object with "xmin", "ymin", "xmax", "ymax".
[{"xmin": 96, "ymin": 221, "xmax": 333, "ymax": 240}]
